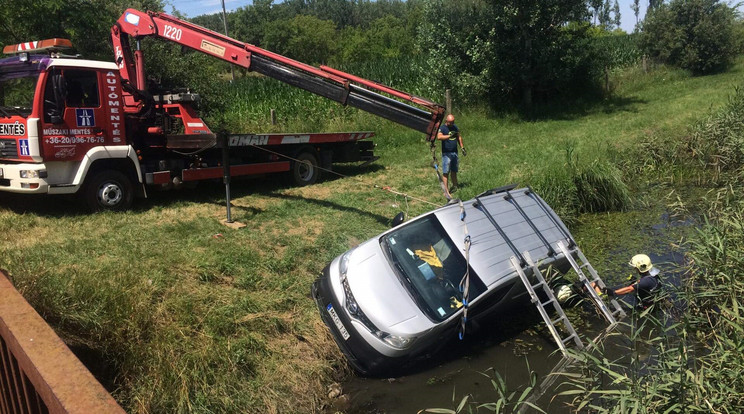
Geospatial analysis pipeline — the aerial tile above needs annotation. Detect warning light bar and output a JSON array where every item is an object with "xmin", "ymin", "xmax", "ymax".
[{"xmin": 2, "ymin": 38, "xmax": 73, "ymax": 55}]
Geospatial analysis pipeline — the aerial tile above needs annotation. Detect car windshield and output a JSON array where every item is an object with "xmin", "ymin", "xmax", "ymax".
[{"xmin": 381, "ymin": 214, "xmax": 484, "ymax": 322}]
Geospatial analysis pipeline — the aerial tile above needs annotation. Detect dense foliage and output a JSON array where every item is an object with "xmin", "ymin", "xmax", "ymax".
[
  {"xmin": 640, "ymin": 0, "xmax": 738, "ymax": 74},
  {"xmin": 0, "ymin": 0, "xmax": 163, "ymax": 61},
  {"xmin": 417, "ymin": 0, "xmax": 607, "ymax": 108},
  {"xmin": 193, "ymin": 0, "xmax": 420, "ymax": 66}
]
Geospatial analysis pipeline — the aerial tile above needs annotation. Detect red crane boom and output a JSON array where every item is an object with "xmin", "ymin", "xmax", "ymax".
[{"xmin": 111, "ymin": 9, "xmax": 444, "ymax": 140}]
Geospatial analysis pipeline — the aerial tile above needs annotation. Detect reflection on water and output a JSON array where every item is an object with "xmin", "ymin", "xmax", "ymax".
[{"xmin": 342, "ymin": 209, "xmax": 692, "ymax": 414}]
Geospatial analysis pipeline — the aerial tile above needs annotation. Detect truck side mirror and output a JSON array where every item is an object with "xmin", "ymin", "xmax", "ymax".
[{"xmin": 392, "ymin": 212, "xmax": 405, "ymax": 227}]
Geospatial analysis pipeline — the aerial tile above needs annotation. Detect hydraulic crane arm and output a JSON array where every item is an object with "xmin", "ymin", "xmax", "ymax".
[{"xmin": 111, "ymin": 9, "xmax": 445, "ymax": 139}]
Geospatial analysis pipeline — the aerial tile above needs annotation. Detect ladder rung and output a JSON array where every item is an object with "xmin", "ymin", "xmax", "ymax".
[
  {"xmin": 579, "ymin": 263, "xmax": 590, "ymax": 268},
  {"xmin": 561, "ymin": 334, "xmax": 578, "ymax": 344},
  {"xmin": 531, "ymin": 283, "xmax": 544, "ymax": 290},
  {"xmin": 541, "ymin": 298, "xmax": 555, "ymax": 307},
  {"xmin": 551, "ymin": 316, "xmax": 565, "ymax": 325}
]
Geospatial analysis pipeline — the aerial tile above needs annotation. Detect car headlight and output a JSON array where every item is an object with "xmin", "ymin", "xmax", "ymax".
[
  {"xmin": 376, "ymin": 331, "xmax": 417, "ymax": 349},
  {"xmin": 339, "ymin": 249, "xmax": 353, "ymax": 281}
]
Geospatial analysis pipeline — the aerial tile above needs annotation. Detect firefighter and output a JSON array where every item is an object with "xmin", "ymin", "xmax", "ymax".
[{"xmin": 602, "ymin": 254, "xmax": 661, "ymax": 309}]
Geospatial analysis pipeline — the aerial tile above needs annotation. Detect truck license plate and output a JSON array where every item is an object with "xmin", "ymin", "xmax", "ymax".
[{"xmin": 326, "ymin": 304, "xmax": 350, "ymax": 340}]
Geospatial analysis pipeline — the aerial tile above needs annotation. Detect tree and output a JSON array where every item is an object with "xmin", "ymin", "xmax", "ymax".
[
  {"xmin": 600, "ymin": 0, "xmax": 613, "ymax": 29},
  {"xmin": 631, "ymin": 0, "xmax": 641, "ymax": 28},
  {"xmin": 640, "ymin": 0, "xmax": 737, "ymax": 74},
  {"xmin": 0, "ymin": 0, "xmax": 163, "ymax": 61},
  {"xmin": 418, "ymin": 0, "xmax": 595, "ymax": 108},
  {"xmin": 648, "ymin": 0, "xmax": 664, "ymax": 10},
  {"xmin": 613, "ymin": 0, "xmax": 621, "ymax": 29},
  {"xmin": 261, "ymin": 15, "xmax": 338, "ymax": 64},
  {"xmin": 589, "ymin": 0, "xmax": 604, "ymax": 25}
]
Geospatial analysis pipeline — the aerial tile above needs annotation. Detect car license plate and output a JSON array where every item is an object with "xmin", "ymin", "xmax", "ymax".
[{"xmin": 326, "ymin": 304, "xmax": 350, "ymax": 340}]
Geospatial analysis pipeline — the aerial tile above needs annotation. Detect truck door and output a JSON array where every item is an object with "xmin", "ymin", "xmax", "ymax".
[{"xmin": 41, "ymin": 68, "xmax": 109, "ymax": 161}]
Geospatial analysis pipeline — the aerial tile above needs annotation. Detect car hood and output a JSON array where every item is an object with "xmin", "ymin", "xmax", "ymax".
[{"xmin": 346, "ymin": 240, "xmax": 435, "ymax": 335}]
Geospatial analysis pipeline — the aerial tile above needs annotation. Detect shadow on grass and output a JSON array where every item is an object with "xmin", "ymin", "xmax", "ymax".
[
  {"xmin": 0, "ymin": 193, "xmax": 84, "ymax": 217},
  {"xmin": 526, "ymin": 94, "xmax": 648, "ymax": 122},
  {"xmin": 262, "ymin": 190, "xmax": 394, "ymax": 227},
  {"xmin": 486, "ymin": 93, "xmax": 648, "ymax": 123},
  {"xmin": 0, "ymin": 163, "xmax": 386, "ymax": 217}
]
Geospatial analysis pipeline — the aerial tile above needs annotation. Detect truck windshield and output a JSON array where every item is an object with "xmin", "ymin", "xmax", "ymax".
[
  {"xmin": 381, "ymin": 215, "xmax": 484, "ymax": 322},
  {"xmin": 0, "ymin": 56, "xmax": 47, "ymax": 119}
]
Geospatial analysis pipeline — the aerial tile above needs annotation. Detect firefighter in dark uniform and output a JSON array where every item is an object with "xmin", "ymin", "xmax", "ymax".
[{"xmin": 602, "ymin": 254, "xmax": 661, "ymax": 308}]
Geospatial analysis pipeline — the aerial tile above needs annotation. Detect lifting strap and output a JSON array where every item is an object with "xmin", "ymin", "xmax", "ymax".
[
  {"xmin": 457, "ymin": 199, "xmax": 472, "ymax": 340},
  {"xmin": 429, "ymin": 140, "xmax": 451, "ymax": 201}
]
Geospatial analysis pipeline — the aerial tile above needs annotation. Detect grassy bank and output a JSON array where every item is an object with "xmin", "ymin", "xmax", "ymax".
[{"xmin": 1, "ymin": 58, "xmax": 743, "ymax": 413}]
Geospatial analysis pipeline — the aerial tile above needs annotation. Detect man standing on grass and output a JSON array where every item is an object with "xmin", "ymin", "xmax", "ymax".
[{"xmin": 437, "ymin": 114, "xmax": 466, "ymax": 198}]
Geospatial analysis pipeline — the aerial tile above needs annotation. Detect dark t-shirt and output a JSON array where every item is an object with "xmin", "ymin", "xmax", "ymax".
[
  {"xmin": 439, "ymin": 124, "xmax": 459, "ymax": 153},
  {"xmin": 634, "ymin": 275, "xmax": 659, "ymax": 300}
]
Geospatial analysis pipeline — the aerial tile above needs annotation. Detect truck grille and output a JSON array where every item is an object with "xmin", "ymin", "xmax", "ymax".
[{"xmin": 0, "ymin": 139, "xmax": 18, "ymax": 158}]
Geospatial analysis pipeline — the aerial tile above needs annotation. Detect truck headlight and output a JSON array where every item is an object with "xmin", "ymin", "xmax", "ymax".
[
  {"xmin": 376, "ymin": 332, "xmax": 417, "ymax": 349},
  {"xmin": 19, "ymin": 170, "xmax": 47, "ymax": 179}
]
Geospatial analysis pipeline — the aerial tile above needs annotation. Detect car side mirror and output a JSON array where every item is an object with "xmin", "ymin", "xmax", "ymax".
[{"xmin": 391, "ymin": 212, "xmax": 405, "ymax": 227}]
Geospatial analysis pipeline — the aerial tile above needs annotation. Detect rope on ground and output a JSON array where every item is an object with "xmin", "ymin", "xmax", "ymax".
[{"xmin": 245, "ymin": 143, "xmax": 442, "ymax": 208}]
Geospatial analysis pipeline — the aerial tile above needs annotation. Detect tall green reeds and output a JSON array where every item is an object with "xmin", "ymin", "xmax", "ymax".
[
  {"xmin": 551, "ymin": 84, "xmax": 744, "ymax": 414},
  {"xmin": 528, "ymin": 143, "xmax": 629, "ymax": 222}
]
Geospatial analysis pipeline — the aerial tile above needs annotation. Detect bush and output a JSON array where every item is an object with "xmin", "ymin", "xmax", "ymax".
[{"xmin": 640, "ymin": 0, "xmax": 738, "ymax": 75}]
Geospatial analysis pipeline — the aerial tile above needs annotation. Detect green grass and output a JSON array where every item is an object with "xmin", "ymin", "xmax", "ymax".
[{"xmin": 1, "ymin": 57, "xmax": 744, "ymax": 413}]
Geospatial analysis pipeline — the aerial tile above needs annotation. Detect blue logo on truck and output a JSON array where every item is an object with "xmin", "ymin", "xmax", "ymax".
[
  {"xmin": 76, "ymin": 109, "xmax": 95, "ymax": 127},
  {"xmin": 19, "ymin": 139, "xmax": 30, "ymax": 156}
]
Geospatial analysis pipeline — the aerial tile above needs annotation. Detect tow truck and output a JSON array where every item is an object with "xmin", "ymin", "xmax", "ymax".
[{"xmin": 0, "ymin": 9, "xmax": 444, "ymax": 211}]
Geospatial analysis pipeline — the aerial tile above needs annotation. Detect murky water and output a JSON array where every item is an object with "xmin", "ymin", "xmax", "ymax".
[{"xmin": 340, "ymin": 208, "xmax": 691, "ymax": 413}]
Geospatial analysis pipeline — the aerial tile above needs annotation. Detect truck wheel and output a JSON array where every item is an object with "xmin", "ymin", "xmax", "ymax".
[
  {"xmin": 291, "ymin": 151, "xmax": 320, "ymax": 186},
  {"xmin": 84, "ymin": 170, "xmax": 134, "ymax": 212}
]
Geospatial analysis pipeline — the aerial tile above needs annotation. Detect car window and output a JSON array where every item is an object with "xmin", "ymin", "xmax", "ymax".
[{"xmin": 381, "ymin": 215, "xmax": 485, "ymax": 322}]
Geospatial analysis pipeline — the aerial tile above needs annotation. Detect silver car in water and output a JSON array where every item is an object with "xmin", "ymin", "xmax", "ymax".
[{"xmin": 312, "ymin": 185, "xmax": 576, "ymax": 375}]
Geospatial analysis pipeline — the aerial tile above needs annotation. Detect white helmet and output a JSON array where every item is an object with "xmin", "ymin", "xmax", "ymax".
[
  {"xmin": 555, "ymin": 284, "xmax": 574, "ymax": 303},
  {"xmin": 629, "ymin": 254, "xmax": 659, "ymax": 276}
]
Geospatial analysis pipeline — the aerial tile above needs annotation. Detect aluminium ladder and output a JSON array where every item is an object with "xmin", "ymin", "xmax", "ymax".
[
  {"xmin": 556, "ymin": 240, "xmax": 627, "ymax": 323},
  {"xmin": 498, "ymin": 189, "xmax": 626, "ymax": 357},
  {"xmin": 511, "ymin": 252, "xmax": 583, "ymax": 356}
]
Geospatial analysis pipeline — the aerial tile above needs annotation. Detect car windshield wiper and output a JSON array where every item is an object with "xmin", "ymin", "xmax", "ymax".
[
  {"xmin": 0, "ymin": 106, "xmax": 11, "ymax": 118},
  {"xmin": 382, "ymin": 240, "xmax": 413, "ymax": 285}
]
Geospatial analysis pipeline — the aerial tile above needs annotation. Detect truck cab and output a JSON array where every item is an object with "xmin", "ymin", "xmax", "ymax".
[{"xmin": 0, "ymin": 39, "xmax": 139, "ymax": 208}]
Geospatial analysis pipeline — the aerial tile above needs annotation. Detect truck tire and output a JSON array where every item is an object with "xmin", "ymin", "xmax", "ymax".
[
  {"xmin": 290, "ymin": 151, "xmax": 320, "ymax": 186},
  {"xmin": 84, "ymin": 170, "xmax": 134, "ymax": 212}
]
